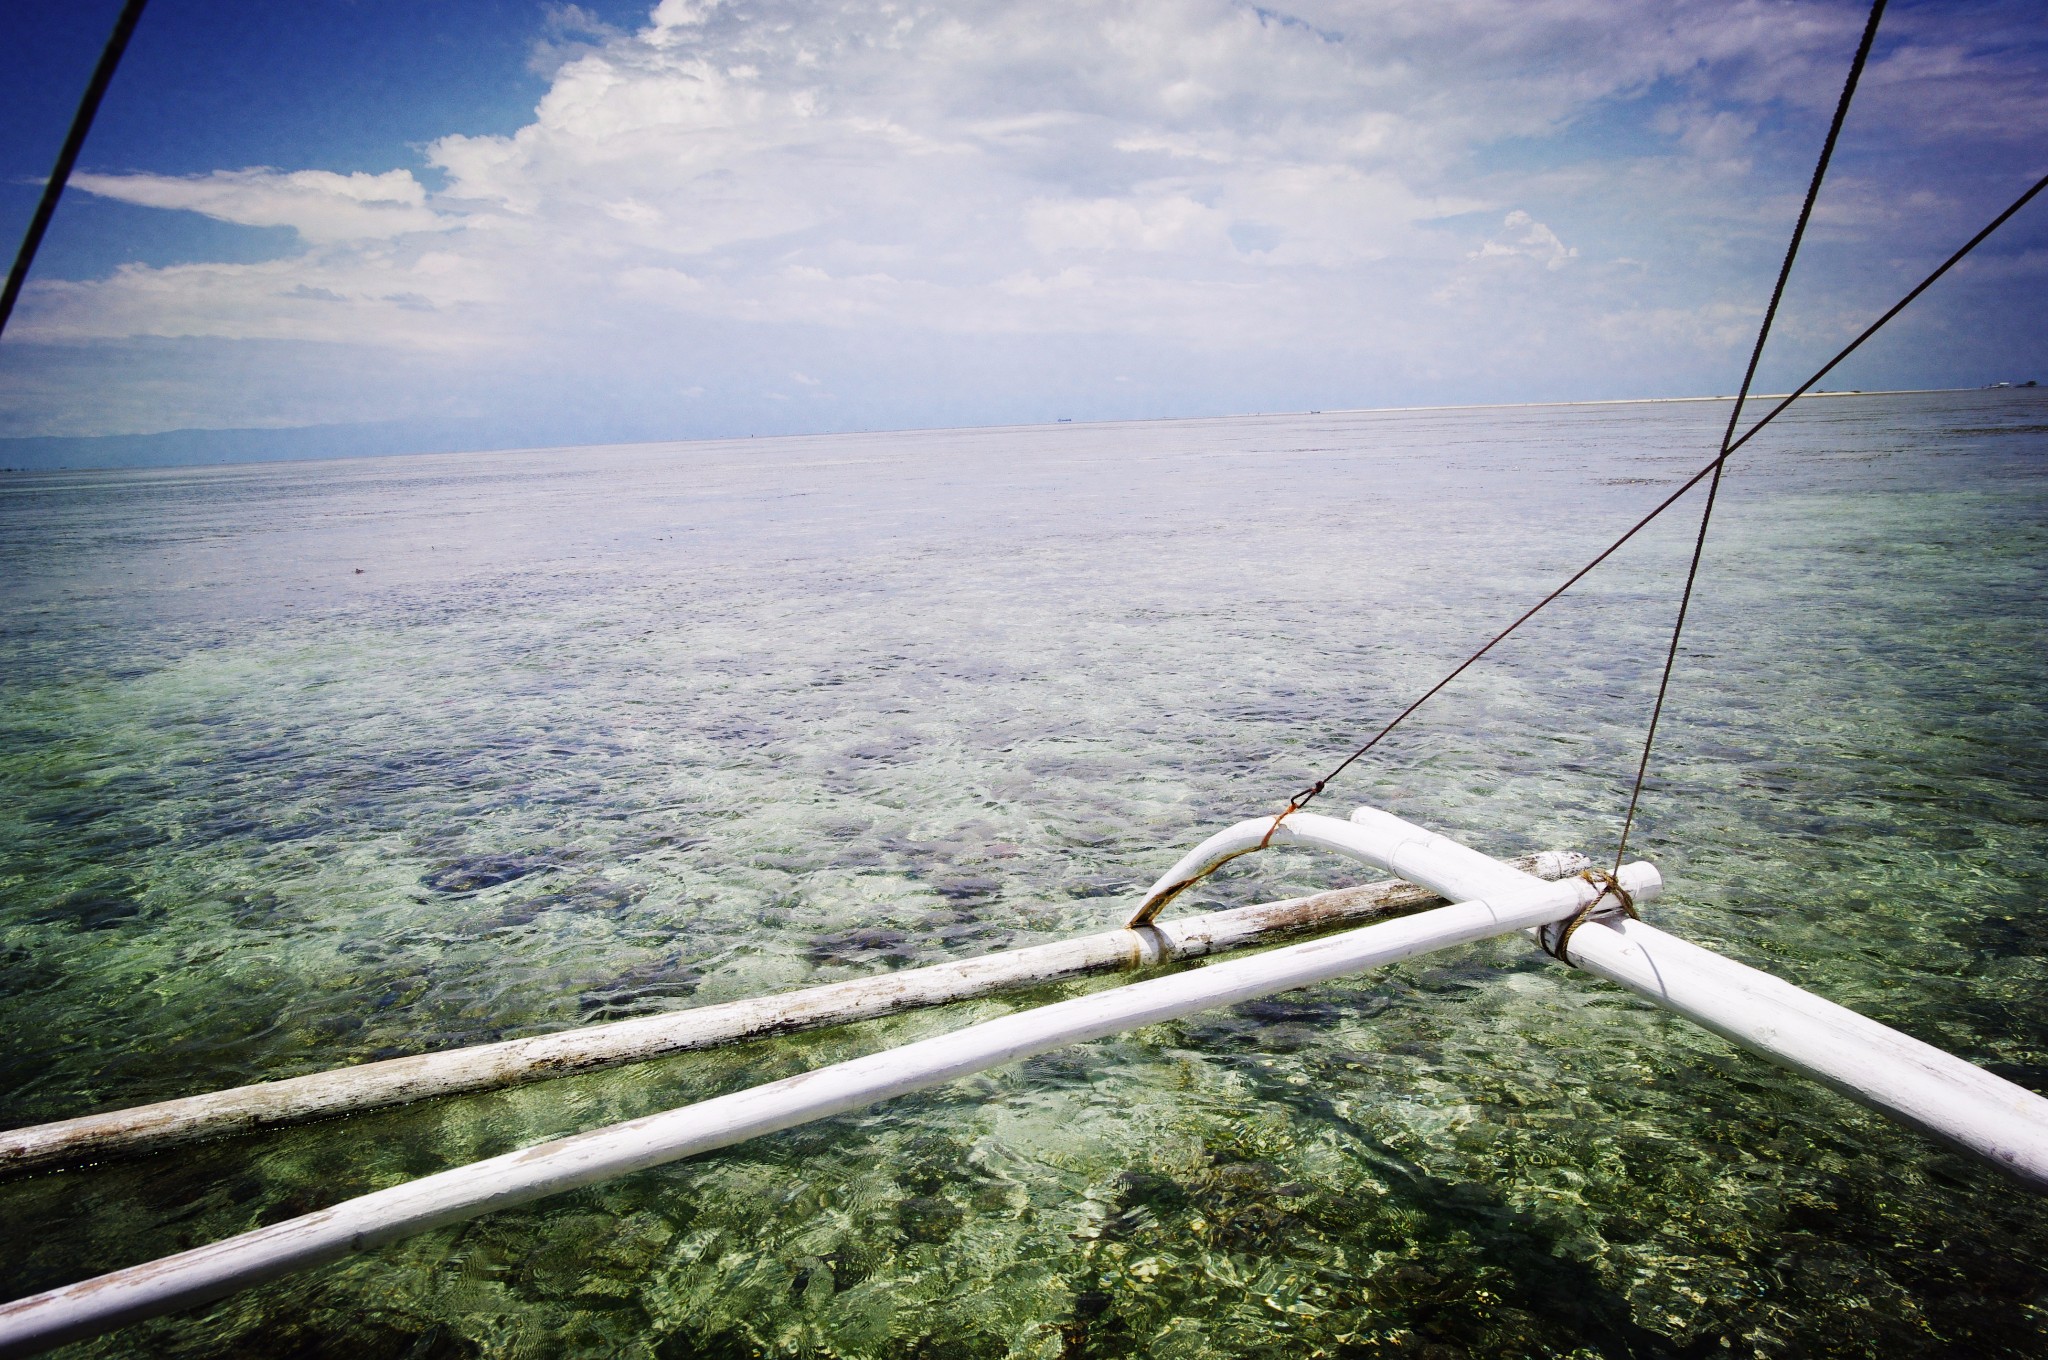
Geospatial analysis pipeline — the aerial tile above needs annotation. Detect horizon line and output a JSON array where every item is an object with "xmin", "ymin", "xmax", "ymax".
[
  {"xmin": 0, "ymin": 385, "xmax": 2014, "ymax": 474},
  {"xmin": 485, "ymin": 384, "xmax": 1990, "ymax": 456}
]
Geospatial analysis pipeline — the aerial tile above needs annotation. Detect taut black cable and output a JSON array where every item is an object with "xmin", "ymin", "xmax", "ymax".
[
  {"xmin": 0, "ymin": 0, "xmax": 152, "ymax": 342},
  {"xmin": 1611, "ymin": 0, "xmax": 1887, "ymax": 871},
  {"xmin": 1275, "ymin": 161, "xmax": 2048, "ymax": 827}
]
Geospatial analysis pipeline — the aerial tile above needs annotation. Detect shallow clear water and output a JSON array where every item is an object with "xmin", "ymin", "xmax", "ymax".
[{"xmin": 1, "ymin": 391, "xmax": 2044, "ymax": 1358}]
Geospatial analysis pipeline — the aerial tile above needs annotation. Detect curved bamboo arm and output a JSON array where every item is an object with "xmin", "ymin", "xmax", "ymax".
[{"xmin": 1128, "ymin": 807, "xmax": 1533, "ymax": 927}]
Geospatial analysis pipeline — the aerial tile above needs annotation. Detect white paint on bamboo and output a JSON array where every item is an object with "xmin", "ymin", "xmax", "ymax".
[
  {"xmin": 1136, "ymin": 807, "xmax": 2048, "ymax": 1183},
  {"xmin": 1130, "ymin": 807, "xmax": 1547, "ymax": 926},
  {"xmin": 1327, "ymin": 807, "xmax": 2048, "ymax": 1188},
  {"xmin": 0, "ymin": 857, "xmax": 1660, "ymax": 1357},
  {"xmin": 1558, "ymin": 918, "xmax": 2048, "ymax": 1184},
  {"xmin": 0, "ymin": 852, "xmax": 1589, "ymax": 1176}
]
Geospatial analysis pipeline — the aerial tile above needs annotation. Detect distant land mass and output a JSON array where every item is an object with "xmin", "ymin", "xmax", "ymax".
[
  {"xmin": 0, "ymin": 417, "xmax": 568, "ymax": 473},
  {"xmin": 0, "ymin": 387, "xmax": 2025, "ymax": 472}
]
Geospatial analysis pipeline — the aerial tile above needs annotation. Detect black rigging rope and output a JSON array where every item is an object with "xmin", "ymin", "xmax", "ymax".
[
  {"xmin": 0, "ymin": 0, "xmax": 152, "ymax": 342},
  {"xmin": 1610, "ymin": 0, "xmax": 1886, "ymax": 872},
  {"xmin": 1273, "ymin": 55, "xmax": 2046, "ymax": 849}
]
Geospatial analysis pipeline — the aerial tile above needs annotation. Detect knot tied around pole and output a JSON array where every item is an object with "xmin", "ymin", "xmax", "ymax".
[
  {"xmin": 1539, "ymin": 868, "xmax": 1639, "ymax": 962},
  {"xmin": 1127, "ymin": 797, "xmax": 1319, "ymax": 928},
  {"xmin": 1258, "ymin": 799, "xmax": 1304, "ymax": 849}
]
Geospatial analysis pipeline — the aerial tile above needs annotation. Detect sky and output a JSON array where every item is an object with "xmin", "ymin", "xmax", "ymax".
[{"xmin": 1, "ymin": 0, "xmax": 2044, "ymax": 458}]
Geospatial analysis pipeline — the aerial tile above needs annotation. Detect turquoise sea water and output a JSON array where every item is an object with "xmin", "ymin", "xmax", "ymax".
[{"xmin": 0, "ymin": 391, "xmax": 2043, "ymax": 1358}]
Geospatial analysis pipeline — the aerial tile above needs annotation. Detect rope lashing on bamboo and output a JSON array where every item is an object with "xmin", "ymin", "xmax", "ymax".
[
  {"xmin": 1539, "ymin": 869, "xmax": 1638, "ymax": 962},
  {"xmin": 1258, "ymin": 793, "xmax": 1312, "ymax": 848},
  {"xmin": 1128, "ymin": 791, "xmax": 1318, "ymax": 920}
]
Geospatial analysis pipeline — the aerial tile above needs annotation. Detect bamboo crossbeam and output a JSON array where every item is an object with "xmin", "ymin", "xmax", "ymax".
[
  {"xmin": 0, "ymin": 861, "xmax": 1660, "ymax": 1357},
  {"xmin": 0, "ymin": 851, "xmax": 1591, "ymax": 1177},
  {"xmin": 9, "ymin": 799, "xmax": 2047, "ymax": 1358}
]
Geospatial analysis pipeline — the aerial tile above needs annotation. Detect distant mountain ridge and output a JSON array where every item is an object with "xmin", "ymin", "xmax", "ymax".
[{"xmin": 0, "ymin": 418, "xmax": 550, "ymax": 471}]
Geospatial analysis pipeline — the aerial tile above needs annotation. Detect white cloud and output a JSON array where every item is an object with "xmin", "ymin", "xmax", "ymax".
[
  {"xmin": 68, "ymin": 168, "xmax": 452, "ymax": 242},
  {"xmin": 18, "ymin": 248, "xmax": 504, "ymax": 349},
  {"xmin": 650, "ymin": 0, "xmax": 723, "ymax": 33},
  {"xmin": 1473, "ymin": 210, "xmax": 1578, "ymax": 270},
  {"xmin": 1026, "ymin": 194, "xmax": 1218, "ymax": 253},
  {"xmin": 11, "ymin": 0, "xmax": 2038, "ymax": 437}
]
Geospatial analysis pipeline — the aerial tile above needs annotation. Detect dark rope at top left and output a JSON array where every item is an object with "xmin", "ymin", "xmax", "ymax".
[{"xmin": 0, "ymin": 0, "xmax": 153, "ymax": 342}]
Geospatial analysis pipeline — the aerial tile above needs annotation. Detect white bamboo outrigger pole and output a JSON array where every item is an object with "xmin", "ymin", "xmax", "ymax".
[
  {"xmin": 1141, "ymin": 808, "xmax": 2048, "ymax": 1185},
  {"xmin": 0, "ymin": 814, "xmax": 1650, "ymax": 1356},
  {"xmin": 1, "ymin": 806, "xmax": 2044, "ymax": 1357},
  {"xmin": 0, "ymin": 851, "xmax": 1589, "ymax": 1176}
]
